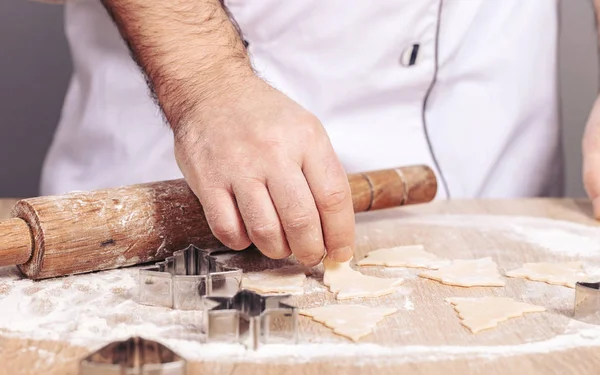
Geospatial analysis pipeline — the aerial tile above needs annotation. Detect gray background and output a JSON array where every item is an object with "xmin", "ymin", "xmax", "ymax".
[{"xmin": 0, "ymin": 0, "xmax": 598, "ymax": 198}]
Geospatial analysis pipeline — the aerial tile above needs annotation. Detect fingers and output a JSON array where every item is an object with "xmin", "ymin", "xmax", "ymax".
[
  {"xmin": 232, "ymin": 179, "xmax": 292, "ymax": 259},
  {"xmin": 302, "ymin": 143, "xmax": 355, "ymax": 263},
  {"xmin": 197, "ymin": 187, "xmax": 252, "ymax": 250},
  {"xmin": 267, "ymin": 170, "xmax": 326, "ymax": 266},
  {"xmin": 583, "ymin": 97, "xmax": 600, "ymax": 219}
]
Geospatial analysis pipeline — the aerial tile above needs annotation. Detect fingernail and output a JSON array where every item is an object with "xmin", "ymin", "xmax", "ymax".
[{"xmin": 328, "ymin": 246, "xmax": 353, "ymax": 262}]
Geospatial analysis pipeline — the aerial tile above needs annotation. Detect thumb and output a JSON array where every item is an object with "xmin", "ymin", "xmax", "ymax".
[{"xmin": 582, "ymin": 96, "xmax": 600, "ymax": 219}]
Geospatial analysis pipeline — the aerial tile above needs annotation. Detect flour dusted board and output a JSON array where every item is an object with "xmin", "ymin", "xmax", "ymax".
[{"xmin": 2, "ymin": 199, "xmax": 600, "ymax": 375}]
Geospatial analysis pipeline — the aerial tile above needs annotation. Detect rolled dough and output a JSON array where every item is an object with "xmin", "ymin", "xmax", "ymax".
[
  {"xmin": 299, "ymin": 305, "xmax": 398, "ymax": 341},
  {"xmin": 241, "ymin": 265, "xmax": 308, "ymax": 294},
  {"xmin": 446, "ymin": 296, "xmax": 546, "ymax": 333},
  {"xmin": 323, "ymin": 256, "xmax": 404, "ymax": 299},
  {"xmin": 505, "ymin": 261, "xmax": 588, "ymax": 288},
  {"xmin": 418, "ymin": 257, "xmax": 505, "ymax": 287},
  {"xmin": 356, "ymin": 245, "xmax": 449, "ymax": 269}
]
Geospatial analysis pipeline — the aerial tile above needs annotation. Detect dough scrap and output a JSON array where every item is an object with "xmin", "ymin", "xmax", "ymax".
[
  {"xmin": 323, "ymin": 256, "xmax": 404, "ymax": 299},
  {"xmin": 446, "ymin": 296, "xmax": 546, "ymax": 333},
  {"xmin": 356, "ymin": 245, "xmax": 449, "ymax": 269},
  {"xmin": 300, "ymin": 305, "xmax": 398, "ymax": 341},
  {"xmin": 418, "ymin": 257, "xmax": 505, "ymax": 287},
  {"xmin": 505, "ymin": 261, "xmax": 588, "ymax": 288},
  {"xmin": 241, "ymin": 265, "xmax": 308, "ymax": 294}
]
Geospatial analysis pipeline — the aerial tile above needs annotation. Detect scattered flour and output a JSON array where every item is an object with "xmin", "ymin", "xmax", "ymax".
[
  {"xmin": 304, "ymin": 281, "xmax": 327, "ymax": 295},
  {"xmin": 161, "ymin": 322, "xmax": 600, "ymax": 364},
  {"xmin": 583, "ymin": 265, "xmax": 600, "ymax": 279},
  {"xmin": 402, "ymin": 296, "xmax": 415, "ymax": 311},
  {"xmin": 2, "ymin": 213, "xmax": 600, "ymax": 365},
  {"xmin": 400, "ymin": 215, "xmax": 600, "ymax": 258},
  {"xmin": 0, "ymin": 268, "xmax": 209, "ymax": 367}
]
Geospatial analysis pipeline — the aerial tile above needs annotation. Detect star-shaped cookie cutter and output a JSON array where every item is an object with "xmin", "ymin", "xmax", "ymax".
[
  {"xmin": 79, "ymin": 336, "xmax": 186, "ymax": 375},
  {"xmin": 138, "ymin": 244, "xmax": 243, "ymax": 310},
  {"xmin": 202, "ymin": 289, "xmax": 298, "ymax": 350}
]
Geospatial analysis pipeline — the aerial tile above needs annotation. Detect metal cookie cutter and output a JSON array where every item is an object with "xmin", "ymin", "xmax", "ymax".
[
  {"xmin": 139, "ymin": 245, "xmax": 242, "ymax": 310},
  {"xmin": 79, "ymin": 336, "xmax": 186, "ymax": 375},
  {"xmin": 202, "ymin": 289, "xmax": 298, "ymax": 350},
  {"xmin": 574, "ymin": 281, "xmax": 600, "ymax": 324}
]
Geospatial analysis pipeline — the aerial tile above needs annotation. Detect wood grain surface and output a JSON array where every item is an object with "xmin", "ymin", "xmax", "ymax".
[
  {"xmin": 0, "ymin": 218, "xmax": 32, "ymax": 266},
  {"xmin": 2, "ymin": 198, "xmax": 600, "ymax": 375}
]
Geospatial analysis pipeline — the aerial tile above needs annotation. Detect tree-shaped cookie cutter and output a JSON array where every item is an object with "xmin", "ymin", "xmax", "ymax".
[
  {"xmin": 202, "ymin": 289, "xmax": 298, "ymax": 350},
  {"xmin": 79, "ymin": 336, "xmax": 186, "ymax": 375},
  {"xmin": 138, "ymin": 245, "xmax": 243, "ymax": 310}
]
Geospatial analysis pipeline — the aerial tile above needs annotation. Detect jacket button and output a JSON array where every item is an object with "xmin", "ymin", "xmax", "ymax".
[{"xmin": 400, "ymin": 44, "xmax": 421, "ymax": 67}]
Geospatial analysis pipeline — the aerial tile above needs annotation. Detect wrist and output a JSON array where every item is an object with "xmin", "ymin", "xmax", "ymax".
[
  {"xmin": 170, "ymin": 70, "xmax": 264, "ymax": 141},
  {"xmin": 157, "ymin": 57, "xmax": 256, "ymax": 128}
]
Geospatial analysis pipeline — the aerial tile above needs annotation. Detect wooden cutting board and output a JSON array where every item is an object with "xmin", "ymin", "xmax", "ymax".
[{"xmin": 1, "ymin": 198, "xmax": 600, "ymax": 375}]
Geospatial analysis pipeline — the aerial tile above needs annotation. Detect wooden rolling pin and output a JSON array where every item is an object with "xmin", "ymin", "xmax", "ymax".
[{"xmin": 0, "ymin": 165, "xmax": 437, "ymax": 280}]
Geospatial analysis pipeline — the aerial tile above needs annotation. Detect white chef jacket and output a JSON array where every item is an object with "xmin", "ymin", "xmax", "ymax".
[{"xmin": 41, "ymin": 0, "xmax": 564, "ymax": 199}]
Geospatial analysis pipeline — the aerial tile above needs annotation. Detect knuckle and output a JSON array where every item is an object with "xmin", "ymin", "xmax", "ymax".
[
  {"xmin": 282, "ymin": 111, "xmax": 323, "ymax": 142},
  {"xmin": 248, "ymin": 222, "xmax": 281, "ymax": 242},
  {"xmin": 210, "ymin": 220, "xmax": 241, "ymax": 243},
  {"xmin": 284, "ymin": 213, "xmax": 316, "ymax": 232},
  {"xmin": 319, "ymin": 187, "xmax": 351, "ymax": 213},
  {"xmin": 302, "ymin": 112, "xmax": 322, "ymax": 127},
  {"xmin": 303, "ymin": 115, "xmax": 323, "ymax": 139}
]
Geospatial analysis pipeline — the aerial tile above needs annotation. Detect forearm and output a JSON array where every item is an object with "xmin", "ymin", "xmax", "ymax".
[{"xmin": 100, "ymin": 0, "xmax": 253, "ymax": 130}]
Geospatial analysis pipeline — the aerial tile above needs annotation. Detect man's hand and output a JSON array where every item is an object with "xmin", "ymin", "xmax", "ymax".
[
  {"xmin": 100, "ymin": 0, "xmax": 355, "ymax": 265},
  {"xmin": 175, "ymin": 76, "xmax": 355, "ymax": 265}
]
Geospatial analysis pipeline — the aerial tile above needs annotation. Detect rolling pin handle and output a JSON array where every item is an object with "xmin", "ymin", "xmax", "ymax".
[
  {"xmin": 0, "ymin": 217, "xmax": 33, "ymax": 266},
  {"xmin": 349, "ymin": 165, "xmax": 438, "ymax": 213}
]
